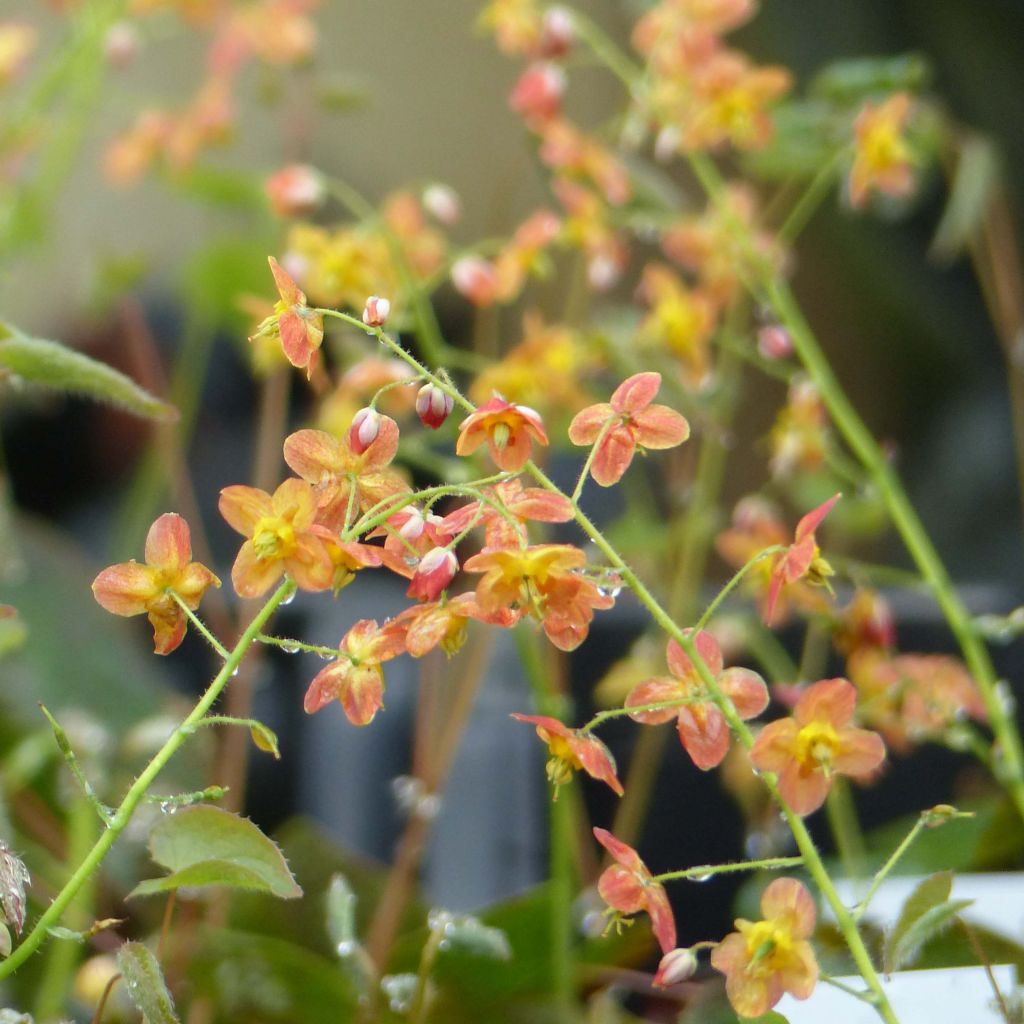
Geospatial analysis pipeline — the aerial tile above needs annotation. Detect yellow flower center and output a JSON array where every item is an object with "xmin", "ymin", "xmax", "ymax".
[
  {"xmin": 794, "ymin": 719, "xmax": 840, "ymax": 770},
  {"xmin": 252, "ymin": 516, "xmax": 296, "ymax": 560},
  {"xmin": 742, "ymin": 919, "xmax": 795, "ymax": 978}
]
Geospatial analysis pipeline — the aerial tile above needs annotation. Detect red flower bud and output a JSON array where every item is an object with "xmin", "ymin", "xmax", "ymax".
[
  {"xmin": 422, "ymin": 184, "xmax": 461, "ymax": 225},
  {"xmin": 406, "ymin": 547, "xmax": 458, "ymax": 601},
  {"xmin": 653, "ymin": 947, "xmax": 698, "ymax": 988},
  {"xmin": 451, "ymin": 256, "xmax": 498, "ymax": 307},
  {"xmin": 265, "ymin": 164, "xmax": 325, "ymax": 218},
  {"xmin": 347, "ymin": 407, "xmax": 381, "ymax": 455},
  {"xmin": 415, "ymin": 383, "xmax": 454, "ymax": 430},
  {"xmin": 104, "ymin": 22, "xmax": 140, "ymax": 69},
  {"xmin": 757, "ymin": 324, "xmax": 793, "ymax": 360},
  {"xmin": 362, "ymin": 295, "xmax": 391, "ymax": 328},
  {"xmin": 538, "ymin": 6, "xmax": 574, "ymax": 58},
  {"xmin": 509, "ymin": 62, "xmax": 566, "ymax": 125}
]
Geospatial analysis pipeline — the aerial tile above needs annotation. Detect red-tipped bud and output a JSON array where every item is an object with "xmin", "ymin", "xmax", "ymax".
[
  {"xmin": 347, "ymin": 407, "xmax": 381, "ymax": 455},
  {"xmin": 422, "ymin": 183, "xmax": 461, "ymax": 225},
  {"xmin": 509, "ymin": 62, "xmax": 566, "ymax": 125},
  {"xmin": 406, "ymin": 547, "xmax": 458, "ymax": 601},
  {"xmin": 416, "ymin": 383, "xmax": 454, "ymax": 430},
  {"xmin": 265, "ymin": 164, "xmax": 325, "ymax": 218},
  {"xmin": 538, "ymin": 6, "xmax": 574, "ymax": 58},
  {"xmin": 451, "ymin": 256, "xmax": 498, "ymax": 307},
  {"xmin": 104, "ymin": 22, "xmax": 140, "ymax": 69},
  {"xmin": 757, "ymin": 324, "xmax": 793, "ymax": 360},
  {"xmin": 653, "ymin": 947, "xmax": 698, "ymax": 988},
  {"xmin": 362, "ymin": 295, "xmax": 391, "ymax": 328}
]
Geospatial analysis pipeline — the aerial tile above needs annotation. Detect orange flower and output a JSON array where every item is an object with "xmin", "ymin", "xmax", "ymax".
[
  {"xmin": 768, "ymin": 378, "xmax": 830, "ymax": 479},
  {"xmin": 569, "ymin": 372, "xmax": 690, "ymax": 487},
  {"xmin": 710, "ymin": 877, "xmax": 818, "ymax": 1017},
  {"xmin": 593, "ymin": 828, "xmax": 676, "ymax": 954},
  {"xmin": 751, "ymin": 678, "xmax": 886, "ymax": 815},
  {"xmin": 303, "ymin": 619, "xmax": 407, "ymax": 725},
  {"xmin": 390, "ymin": 593, "xmax": 515, "ymax": 658},
  {"xmin": 92, "ymin": 513, "xmax": 220, "ymax": 655},
  {"xmin": 464, "ymin": 543, "xmax": 613, "ymax": 651},
  {"xmin": 440, "ymin": 478, "xmax": 573, "ymax": 550},
  {"xmin": 849, "ymin": 93, "xmax": 915, "ymax": 209},
  {"xmin": 456, "ymin": 395, "xmax": 549, "ymax": 472},
  {"xmin": 847, "ymin": 648, "xmax": 986, "ymax": 754},
  {"xmin": 512, "ymin": 714, "xmax": 624, "ymax": 797},
  {"xmin": 249, "ymin": 256, "xmax": 324, "ymax": 377},
  {"xmin": 218, "ymin": 478, "xmax": 333, "ymax": 598},
  {"xmin": 282, "ymin": 417, "xmax": 410, "ymax": 532},
  {"xmin": 627, "ymin": 630, "xmax": 768, "ymax": 770},
  {"xmin": 765, "ymin": 494, "xmax": 840, "ymax": 625}
]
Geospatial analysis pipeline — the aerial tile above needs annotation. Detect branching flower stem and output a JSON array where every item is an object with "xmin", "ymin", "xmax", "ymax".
[
  {"xmin": 330, "ymin": 303, "xmax": 900, "ymax": 1024},
  {"xmin": 0, "ymin": 579, "xmax": 296, "ymax": 980}
]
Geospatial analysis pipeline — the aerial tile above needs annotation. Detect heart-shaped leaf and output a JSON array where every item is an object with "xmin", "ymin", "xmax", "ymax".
[
  {"xmin": 129, "ymin": 805, "xmax": 301, "ymax": 900},
  {"xmin": 884, "ymin": 872, "xmax": 973, "ymax": 972}
]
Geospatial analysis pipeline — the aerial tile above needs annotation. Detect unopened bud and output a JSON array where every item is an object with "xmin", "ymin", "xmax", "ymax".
[
  {"xmin": 347, "ymin": 407, "xmax": 381, "ymax": 455},
  {"xmin": 104, "ymin": 21, "xmax": 140, "ymax": 68},
  {"xmin": 509, "ymin": 62, "xmax": 566, "ymax": 125},
  {"xmin": 538, "ymin": 6, "xmax": 574, "ymax": 58},
  {"xmin": 757, "ymin": 324, "xmax": 793, "ymax": 360},
  {"xmin": 653, "ymin": 947, "xmax": 698, "ymax": 987},
  {"xmin": 416, "ymin": 383, "xmax": 454, "ymax": 430},
  {"xmin": 422, "ymin": 183, "xmax": 461, "ymax": 225},
  {"xmin": 362, "ymin": 295, "xmax": 391, "ymax": 328},
  {"xmin": 406, "ymin": 547, "xmax": 459, "ymax": 601},
  {"xmin": 265, "ymin": 164, "xmax": 325, "ymax": 218},
  {"xmin": 451, "ymin": 256, "xmax": 498, "ymax": 307}
]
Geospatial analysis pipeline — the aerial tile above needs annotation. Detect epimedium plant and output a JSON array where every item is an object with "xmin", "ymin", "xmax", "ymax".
[{"xmin": 2, "ymin": 0, "xmax": 1024, "ymax": 1022}]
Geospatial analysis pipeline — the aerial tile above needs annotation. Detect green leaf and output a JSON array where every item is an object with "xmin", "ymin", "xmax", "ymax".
[
  {"xmin": 929, "ymin": 134, "xmax": 1002, "ymax": 262},
  {"xmin": 170, "ymin": 166, "xmax": 268, "ymax": 211},
  {"xmin": 0, "ymin": 608, "xmax": 27, "ymax": 659},
  {"xmin": 747, "ymin": 1014, "xmax": 791, "ymax": 1024},
  {"xmin": 0, "ymin": 322, "xmax": 177, "ymax": 422},
  {"xmin": 129, "ymin": 805, "xmax": 302, "ymax": 900},
  {"xmin": 743, "ymin": 101, "xmax": 839, "ymax": 181},
  {"xmin": 810, "ymin": 54, "xmax": 932, "ymax": 105},
  {"xmin": 884, "ymin": 872, "xmax": 973, "ymax": 972},
  {"xmin": 116, "ymin": 941, "xmax": 181, "ymax": 1024}
]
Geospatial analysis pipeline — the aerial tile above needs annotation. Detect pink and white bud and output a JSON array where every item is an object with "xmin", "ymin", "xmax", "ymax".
[
  {"xmin": 265, "ymin": 164, "xmax": 325, "ymax": 218},
  {"xmin": 757, "ymin": 324, "xmax": 793, "ymax": 360},
  {"xmin": 509, "ymin": 63, "xmax": 566, "ymax": 125},
  {"xmin": 406, "ymin": 547, "xmax": 458, "ymax": 601},
  {"xmin": 538, "ymin": 6, "xmax": 574, "ymax": 58},
  {"xmin": 416, "ymin": 383, "xmax": 454, "ymax": 430},
  {"xmin": 347, "ymin": 407, "xmax": 381, "ymax": 455},
  {"xmin": 587, "ymin": 252, "xmax": 621, "ymax": 291},
  {"xmin": 104, "ymin": 22, "xmax": 140, "ymax": 69},
  {"xmin": 398, "ymin": 508, "xmax": 426, "ymax": 542},
  {"xmin": 422, "ymin": 184, "xmax": 461, "ymax": 225},
  {"xmin": 653, "ymin": 947, "xmax": 698, "ymax": 988},
  {"xmin": 361, "ymin": 295, "xmax": 391, "ymax": 328},
  {"xmin": 451, "ymin": 256, "xmax": 498, "ymax": 307}
]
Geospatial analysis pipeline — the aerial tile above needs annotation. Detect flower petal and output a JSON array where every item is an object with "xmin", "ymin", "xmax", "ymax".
[
  {"xmin": 833, "ymin": 727, "xmax": 886, "ymax": 779},
  {"xmin": 92, "ymin": 562, "xmax": 161, "ymax": 616},
  {"xmin": 590, "ymin": 426, "xmax": 636, "ymax": 486},
  {"xmin": 610, "ymin": 372, "xmax": 661, "ymax": 414},
  {"xmin": 761, "ymin": 877, "xmax": 817, "ymax": 936},
  {"xmin": 144, "ymin": 513, "xmax": 191, "ymax": 572},
  {"xmin": 283, "ymin": 429, "xmax": 344, "ymax": 481},
  {"xmin": 666, "ymin": 631, "xmax": 722, "ymax": 681},
  {"xmin": 568, "ymin": 402, "xmax": 614, "ymax": 445},
  {"xmin": 795, "ymin": 677, "xmax": 857, "ymax": 728},
  {"xmin": 219, "ymin": 485, "xmax": 273, "ymax": 537},
  {"xmin": 677, "ymin": 703, "xmax": 731, "ymax": 770},
  {"xmin": 719, "ymin": 667, "xmax": 769, "ymax": 720},
  {"xmin": 231, "ymin": 540, "xmax": 285, "ymax": 599},
  {"xmin": 632, "ymin": 404, "xmax": 690, "ymax": 449},
  {"xmin": 626, "ymin": 676, "xmax": 687, "ymax": 725},
  {"xmin": 794, "ymin": 493, "xmax": 840, "ymax": 543}
]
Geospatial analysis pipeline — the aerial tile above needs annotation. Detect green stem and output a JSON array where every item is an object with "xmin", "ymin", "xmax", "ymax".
[
  {"xmin": 767, "ymin": 277, "xmax": 1024, "ymax": 824},
  {"xmin": 171, "ymin": 593, "xmax": 230, "ymax": 660},
  {"xmin": 571, "ymin": 417, "xmax": 618, "ymax": 504},
  {"xmin": 32, "ymin": 794, "xmax": 96, "ymax": 1019},
  {"xmin": 514, "ymin": 627, "xmax": 574, "ymax": 1017},
  {"xmin": 825, "ymin": 778, "xmax": 868, "ymax": 880},
  {"xmin": 777, "ymin": 147, "xmax": 850, "ymax": 246},
  {"xmin": 0, "ymin": 579, "xmax": 295, "ymax": 980},
  {"xmin": 693, "ymin": 547, "xmax": 781, "ymax": 632},
  {"xmin": 256, "ymin": 632, "xmax": 340, "ymax": 659},
  {"xmin": 322, "ymin": 300, "xmax": 898, "ymax": 1021},
  {"xmin": 853, "ymin": 810, "xmax": 934, "ymax": 923},
  {"xmin": 654, "ymin": 855, "xmax": 803, "ymax": 883}
]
